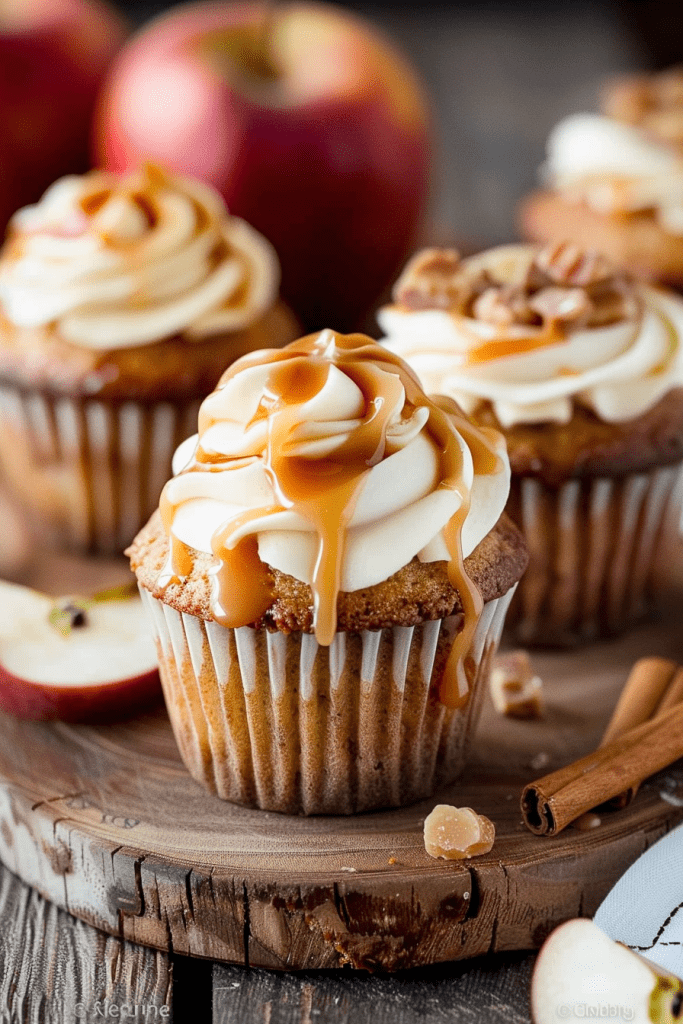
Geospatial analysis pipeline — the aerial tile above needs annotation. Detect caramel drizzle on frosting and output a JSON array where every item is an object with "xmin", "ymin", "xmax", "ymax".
[
  {"xmin": 159, "ymin": 331, "xmax": 503, "ymax": 708},
  {"xmin": 447, "ymin": 317, "xmax": 566, "ymax": 367}
]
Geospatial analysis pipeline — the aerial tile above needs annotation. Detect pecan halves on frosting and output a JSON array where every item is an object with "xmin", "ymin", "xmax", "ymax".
[
  {"xmin": 530, "ymin": 243, "xmax": 641, "ymax": 328},
  {"xmin": 470, "ymin": 243, "xmax": 639, "ymax": 331},
  {"xmin": 532, "ymin": 242, "xmax": 614, "ymax": 288},
  {"xmin": 393, "ymin": 242, "xmax": 641, "ymax": 331},
  {"xmin": 393, "ymin": 248, "xmax": 491, "ymax": 313}
]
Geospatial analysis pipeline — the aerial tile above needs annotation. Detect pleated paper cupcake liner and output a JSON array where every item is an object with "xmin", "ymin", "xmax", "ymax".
[
  {"xmin": 0, "ymin": 387, "xmax": 200, "ymax": 554},
  {"xmin": 140, "ymin": 586, "xmax": 516, "ymax": 815},
  {"xmin": 506, "ymin": 464, "xmax": 682, "ymax": 646}
]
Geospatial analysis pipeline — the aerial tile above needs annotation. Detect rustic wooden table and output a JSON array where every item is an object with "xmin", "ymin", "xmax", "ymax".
[{"xmin": 1, "ymin": 2, "xmax": 669, "ymax": 1021}]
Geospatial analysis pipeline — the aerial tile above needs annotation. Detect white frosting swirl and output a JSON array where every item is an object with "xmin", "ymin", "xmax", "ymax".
[
  {"xmin": 379, "ymin": 245, "xmax": 683, "ymax": 428},
  {"xmin": 543, "ymin": 113, "xmax": 683, "ymax": 234},
  {"xmin": 164, "ymin": 330, "xmax": 510, "ymax": 593},
  {"xmin": 0, "ymin": 167, "xmax": 280, "ymax": 349}
]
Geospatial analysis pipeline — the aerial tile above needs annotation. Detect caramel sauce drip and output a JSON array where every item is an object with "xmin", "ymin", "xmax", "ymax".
[
  {"xmin": 158, "ymin": 490, "xmax": 195, "ymax": 585},
  {"xmin": 163, "ymin": 332, "xmax": 504, "ymax": 707},
  {"xmin": 462, "ymin": 322, "xmax": 565, "ymax": 365},
  {"xmin": 211, "ymin": 517, "xmax": 279, "ymax": 628}
]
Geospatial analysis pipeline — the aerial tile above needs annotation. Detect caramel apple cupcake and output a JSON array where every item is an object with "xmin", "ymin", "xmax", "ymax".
[
  {"xmin": 0, "ymin": 165, "xmax": 298, "ymax": 553},
  {"xmin": 521, "ymin": 68, "xmax": 683, "ymax": 288},
  {"xmin": 128, "ymin": 330, "xmax": 526, "ymax": 814},
  {"xmin": 379, "ymin": 243, "xmax": 683, "ymax": 646}
]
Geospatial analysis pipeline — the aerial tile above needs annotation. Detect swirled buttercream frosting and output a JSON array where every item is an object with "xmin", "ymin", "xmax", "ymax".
[
  {"xmin": 159, "ymin": 330, "xmax": 510, "ymax": 707},
  {"xmin": 0, "ymin": 165, "xmax": 280, "ymax": 349},
  {"xmin": 379, "ymin": 243, "xmax": 683, "ymax": 428}
]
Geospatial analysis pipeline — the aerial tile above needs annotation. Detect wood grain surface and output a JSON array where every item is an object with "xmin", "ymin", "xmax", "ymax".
[
  {"xmin": 212, "ymin": 953, "xmax": 536, "ymax": 1024},
  {"xmin": 1, "ymin": 591, "xmax": 683, "ymax": 972},
  {"xmin": 0, "ymin": 862, "xmax": 172, "ymax": 1024}
]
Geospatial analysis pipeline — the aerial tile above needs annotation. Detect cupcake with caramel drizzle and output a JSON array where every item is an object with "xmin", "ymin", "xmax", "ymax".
[
  {"xmin": 129, "ymin": 330, "xmax": 526, "ymax": 814},
  {"xmin": 380, "ymin": 242, "xmax": 683, "ymax": 646}
]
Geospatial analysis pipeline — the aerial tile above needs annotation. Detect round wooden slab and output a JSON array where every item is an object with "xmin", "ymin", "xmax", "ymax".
[{"xmin": 2, "ymin": 605, "xmax": 683, "ymax": 971}]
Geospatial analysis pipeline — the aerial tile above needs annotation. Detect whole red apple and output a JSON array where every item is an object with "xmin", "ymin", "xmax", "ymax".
[
  {"xmin": 95, "ymin": 1, "xmax": 433, "ymax": 330},
  {"xmin": 0, "ymin": 0, "xmax": 127, "ymax": 234}
]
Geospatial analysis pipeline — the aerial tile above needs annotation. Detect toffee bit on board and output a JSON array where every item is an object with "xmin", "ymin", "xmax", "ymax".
[
  {"xmin": 423, "ymin": 804, "xmax": 495, "ymax": 860},
  {"xmin": 490, "ymin": 650, "xmax": 544, "ymax": 720}
]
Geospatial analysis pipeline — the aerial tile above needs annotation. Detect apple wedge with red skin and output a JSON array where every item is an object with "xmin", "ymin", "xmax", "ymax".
[
  {"xmin": 94, "ymin": 0, "xmax": 433, "ymax": 331},
  {"xmin": 0, "ymin": 581, "xmax": 161, "ymax": 722}
]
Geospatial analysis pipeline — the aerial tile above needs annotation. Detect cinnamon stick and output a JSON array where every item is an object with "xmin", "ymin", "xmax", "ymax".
[
  {"xmin": 521, "ymin": 701, "xmax": 683, "ymax": 836},
  {"xmin": 655, "ymin": 666, "xmax": 683, "ymax": 714},
  {"xmin": 600, "ymin": 657, "xmax": 677, "ymax": 808},
  {"xmin": 600, "ymin": 657, "xmax": 677, "ymax": 745}
]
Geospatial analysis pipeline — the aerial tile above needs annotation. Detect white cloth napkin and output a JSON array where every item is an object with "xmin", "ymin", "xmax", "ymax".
[{"xmin": 594, "ymin": 819, "xmax": 683, "ymax": 977}]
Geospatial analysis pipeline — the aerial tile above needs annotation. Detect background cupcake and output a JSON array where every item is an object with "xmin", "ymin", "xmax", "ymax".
[
  {"xmin": 520, "ymin": 68, "xmax": 683, "ymax": 290},
  {"xmin": 128, "ymin": 330, "xmax": 526, "ymax": 815},
  {"xmin": 0, "ymin": 164, "xmax": 298, "ymax": 554},
  {"xmin": 379, "ymin": 242, "xmax": 683, "ymax": 646}
]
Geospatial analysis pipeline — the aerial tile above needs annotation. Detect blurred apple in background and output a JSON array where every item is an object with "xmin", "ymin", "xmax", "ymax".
[
  {"xmin": 0, "ymin": 0, "xmax": 127, "ymax": 234},
  {"xmin": 94, "ymin": 0, "xmax": 433, "ymax": 330}
]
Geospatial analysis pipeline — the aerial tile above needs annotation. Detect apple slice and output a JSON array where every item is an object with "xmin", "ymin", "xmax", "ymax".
[
  {"xmin": 0, "ymin": 580, "xmax": 160, "ymax": 721},
  {"xmin": 531, "ymin": 918, "xmax": 683, "ymax": 1024}
]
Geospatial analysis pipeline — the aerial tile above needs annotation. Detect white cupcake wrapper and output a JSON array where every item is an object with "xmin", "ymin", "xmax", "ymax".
[
  {"xmin": 507, "ymin": 464, "xmax": 682, "ymax": 645},
  {"xmin": 0, "ymin": 387, "xmax": 199, "ymax": 553},
  {"xmin": 140, "ymin": 587, "xmax": 516, "ymax": 815}
]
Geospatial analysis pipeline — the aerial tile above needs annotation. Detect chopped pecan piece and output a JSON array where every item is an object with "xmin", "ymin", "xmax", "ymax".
[
  {"xmin": 472, "ymin": 286, "xmax": 538, "ymax": 327},
  {"xmin": 534, "ymin": 242, "xmax": 613, "ymax": 288},
  {"xmin": 528, "ymin": 286, "xmax": 593, "ymax": 326},
  {"xmin": 393, "ymin": 248, "xmax": 464, "ymax": 310},
  {"xmin": 393, "ymin": 247, "xmax": 493, "ymax": 313}
]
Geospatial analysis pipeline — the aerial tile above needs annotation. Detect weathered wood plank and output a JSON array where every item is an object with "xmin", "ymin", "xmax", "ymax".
[
  {"xmin": 0, "ymin": 863, "xmax": 172, "ymax": 1024},
  {"xmin": 213, "ymin": 953, "xmax": 535, "ymax": 1024}
]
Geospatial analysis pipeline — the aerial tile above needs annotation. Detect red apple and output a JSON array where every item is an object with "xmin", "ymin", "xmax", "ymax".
[
  {"xmin": 94, "ymin": 1, "xmax": 433, "ymax": 330},
  {"xmin": 0, "ymin": 581, "xmax": 161, "ymax": 722},
  {"xmin": 0, "ymin": 0, "xmax": 127, "ymax": 234}
]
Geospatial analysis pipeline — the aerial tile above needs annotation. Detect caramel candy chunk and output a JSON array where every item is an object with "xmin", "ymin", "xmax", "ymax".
[
  {"xmin": 490, "ymin": 650, "xmax": 543, "ymax": 719},
  {"xmin": 423, "ymin": 804, "xmax": 495, "ymax": 860}
]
